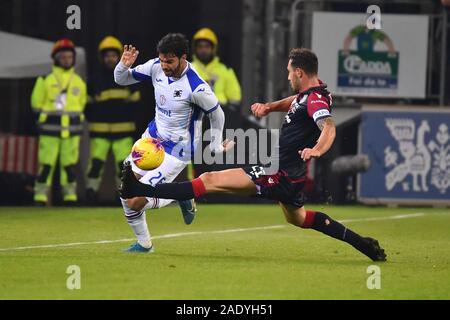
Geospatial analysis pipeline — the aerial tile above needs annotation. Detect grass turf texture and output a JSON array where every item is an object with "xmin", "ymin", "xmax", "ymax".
[{"xmin": 0, "ymin": 204, "xmax": 449, "ymax": 299}]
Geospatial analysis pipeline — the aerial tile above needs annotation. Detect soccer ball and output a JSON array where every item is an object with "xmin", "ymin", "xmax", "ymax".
[{"xmin": 131, "ymin": 137, "xmax": 165, "ymax": 170}]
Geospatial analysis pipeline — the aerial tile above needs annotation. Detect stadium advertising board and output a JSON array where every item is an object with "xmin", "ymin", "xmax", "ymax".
[
  {"xmin": 312, "ymin": 12, "xmax": 429, "ymax": 98},
  {"xmin": 358, "ymin": 107, "xmax": 450, "ymax": 205}
]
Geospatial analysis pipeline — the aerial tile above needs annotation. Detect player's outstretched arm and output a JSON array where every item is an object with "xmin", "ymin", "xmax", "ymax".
[
  {"xmin": 207, "ymin": 106, "xmax": 235, "ymax": 153},
  {"xmin": 299, "ymin": 117, "xmax": 336, "ymax": 161},
  {"xmin": 114, "ymin": 45, "xmax": 140, "ymax": 86},
  {"xmin": 251, "ymin": 95, "xmax": 296, "ymax": 118}
]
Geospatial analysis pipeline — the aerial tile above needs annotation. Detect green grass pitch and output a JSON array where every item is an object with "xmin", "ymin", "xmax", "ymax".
[{"xmin": 0, "ymin": 204, "xmax": 449, "ymax": 299}]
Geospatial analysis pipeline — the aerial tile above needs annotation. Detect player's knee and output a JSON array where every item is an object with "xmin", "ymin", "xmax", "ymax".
[
  {"xmin": 127, "ymin": 197, "xmax": 146, "ymax": 211},
  {"xmin": 285, "ymin": 215, "xmax": 302, "ymax": 227},
  {"xmin": 284, "ymin": 210, "xmax": 306, "ymax": 228},
  {"xmin": 199, "ymin": 171, "xmax": 217, "ymax": 188}
]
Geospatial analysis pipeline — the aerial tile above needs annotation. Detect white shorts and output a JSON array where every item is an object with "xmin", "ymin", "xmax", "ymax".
[{"xmin": 125, "ymin": 128, "xmax": 189, "ymax": 187}]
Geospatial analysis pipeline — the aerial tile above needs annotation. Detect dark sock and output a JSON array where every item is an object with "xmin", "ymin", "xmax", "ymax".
[
  {"xmin": 137, "ymin": 178, "xmax": 206, "ymax": 201},
  {"xmin": 302, "ymin": 210, "xmax": 374, "ymax": 259}
]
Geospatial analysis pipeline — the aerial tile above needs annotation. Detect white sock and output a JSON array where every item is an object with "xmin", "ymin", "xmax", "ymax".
[
  {"xmin": 121, "ymin": 198, "xmax": 152, "ymax": 248},
  {"xmin": 143, "ymin": 198, "xmax": 175, "ymax": 210},
  {"xmin": 128, "ymin": 213, "xmax": 152, "ymax": 248}
]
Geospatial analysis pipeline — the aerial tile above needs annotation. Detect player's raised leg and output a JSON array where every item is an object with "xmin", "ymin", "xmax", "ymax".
[
  {"xmin": 120, "ymin": 162, "xmax": 257, "ymax": 200},
  {"xmin": 279, "ymin": 203, "xmax": 387, "ymax": 261},
  {"xmin": 200, "ymin": 169, "xmax": 257, "ymax": 195}
]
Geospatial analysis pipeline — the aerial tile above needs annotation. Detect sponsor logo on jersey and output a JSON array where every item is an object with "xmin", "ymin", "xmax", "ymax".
[
  {"xmin": 312, "ymin": 109, "xmax": 331, "ymax": 122},
  {"xmin": 157, "ymin": 105, "xmax": 171, "ymax": 117},
  {"xmin": 173, "ymin": 90, "xmax": 183, "ymax": 98},
  {"xmin": 310, "ymin": 99, "xmax": 328, "ymax": 106}
]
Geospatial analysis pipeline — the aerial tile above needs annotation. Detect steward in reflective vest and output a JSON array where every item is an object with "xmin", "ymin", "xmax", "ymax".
[
  {"xmin": 192, "ymin": 28, "xmax": 241, "ymax": 108},
  {"xmin": 190, "ymin": 28, "xmax": 242, "ymax": 180},
  {"xmin": 84, "ymin": 36, "xmax": 140, "ymax": 203},
  {"xmin": 31, "ymin": 38, "xmax": 87, "ymax": 205}
]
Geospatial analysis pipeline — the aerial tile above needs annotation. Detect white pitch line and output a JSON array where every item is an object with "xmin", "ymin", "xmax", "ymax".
[
  {"xmin": 0, "ymin": 225, "xmax": 286, "ymax": 252},
  {"xmin": 339, "ymin": 212, "xmax": 425, "ymax": 223},
  {"xmin": 0, "ymin": 213, "xmax": 425, "ymax": 252}
]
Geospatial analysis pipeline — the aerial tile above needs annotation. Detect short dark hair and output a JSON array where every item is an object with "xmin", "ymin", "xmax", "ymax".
[
  {"xmin": 157, "ymin": 33, "xmax": 189, "ymax": 58},
  {"xmin": 288, "ymin": 48, "xmax": 318, "ymax": 75}
]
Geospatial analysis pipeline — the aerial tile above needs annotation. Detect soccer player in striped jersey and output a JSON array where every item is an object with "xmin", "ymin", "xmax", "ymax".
[{"xmin": 114, "ymin": 33, "xmax": 233, "ymax": 253}]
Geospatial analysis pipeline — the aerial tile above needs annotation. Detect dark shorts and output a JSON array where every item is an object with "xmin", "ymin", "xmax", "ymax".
[{"xmin": 243, "ymin": 165, "xmax": 306, "ymax": 208}]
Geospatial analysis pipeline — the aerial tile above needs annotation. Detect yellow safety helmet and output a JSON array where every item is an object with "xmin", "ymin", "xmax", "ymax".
[
  {"xmin": 98, "ymin": 36, "xmax": 123, "ymax": 54},
  {"xmin": 193, "ymin": 28, "xmax": 218, "ymax": 47}
]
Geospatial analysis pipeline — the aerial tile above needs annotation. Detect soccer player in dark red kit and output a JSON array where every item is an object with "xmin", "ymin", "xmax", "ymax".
[{"xmin": 119, "ymin": 48, "xmax": 387, "ymax": 261}]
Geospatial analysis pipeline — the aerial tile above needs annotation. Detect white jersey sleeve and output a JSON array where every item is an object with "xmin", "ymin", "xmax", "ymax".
[
  {"xmin": 114, "ymin": 61, "xmax": 138, "ymax": 85},
  {"xmin": 114, "ymin": 58, "xmax": 160, "ymax": 85},
  {"xmin": 207, "ymin": 106, "xmax": 225, "ymax": 153},
  {"xmin": 187, "ymin": 71, "xmax": 224, "ymax": 153},
  {"xmin": 191, "ymin": 83, "xmax": 220, "ymax": 114},
  {"xmin": 130, "ymin": 58, "xmax": 159, "ymax": 83}
]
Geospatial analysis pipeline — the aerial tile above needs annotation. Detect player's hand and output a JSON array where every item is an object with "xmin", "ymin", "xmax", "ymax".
[
  {"xmin": 299, "ymin": 148, "xmax": 321, "ymax": 162},
  {"xmin": 121, "ymin": 45, "xmax": 139, "ymax": 68},
  {"xmin": 210, "ymin": 139, "xmax": 235, "ymax": 154},
  {"xmin": 222, "ymin": 139, "xmax": 235, "ymax": 153},
  {"xmin": 251, "ymin": 103, "xmax": 271, "ymax": 118}
]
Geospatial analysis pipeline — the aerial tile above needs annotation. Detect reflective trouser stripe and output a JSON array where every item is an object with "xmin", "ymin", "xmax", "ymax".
[
  {"xmin": 40, "ymin": 111, "xmax": 84, "ymax": 116},
  {"xmin": 86, "ymin": 177, "xmax": 101, "ymax": 191},
  {"xmin": 88, "ymin": 122, "xmax": 136, "ymax": 133},
  {"xmin": 34, "ymin": 182, "xmax": 48, "ymax": 202},
  {"xmin": 38, "ymin": 112, "xmax": 84, "ymax": 138},
  {"xmin": 40, "ymin": 124, "xmax": 84, "ymax": 132},
  {"xmin": 34, "ymin": 135, "xmax": 80, "ymax": 203},
  {"xmin": 63, "ymin": 182, "xmax": 77, "ymax": 201}
]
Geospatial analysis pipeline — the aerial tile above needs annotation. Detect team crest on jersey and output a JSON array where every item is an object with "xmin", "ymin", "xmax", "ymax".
[
  {"xmin": 72, "ymin": 87, "xmax": 80, "ymax": 96},
  {"xmin": 160, "ymin": 95, "xmax": 166, "ymax": 105},
  {"xmin": 288, "ymin": 95, "xmax": 307, "ymax": 115},
  {"xmin": 173, "ymin": 89, "xmax": 183, "ymax": 98}
]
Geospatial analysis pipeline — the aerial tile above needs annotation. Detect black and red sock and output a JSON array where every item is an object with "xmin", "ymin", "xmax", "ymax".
[
  {"xmin": 301, "ymin": 210, "xmax": 374, "ymax": 259},
  {"xmin": 141, "ymin": 178, "xmax": 207, "ymax": 201}
]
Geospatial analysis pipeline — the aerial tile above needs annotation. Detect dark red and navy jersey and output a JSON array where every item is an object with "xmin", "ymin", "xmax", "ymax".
[{"xmin": 278, "ymin": 81, "xmax": 332, "ymax": 176}]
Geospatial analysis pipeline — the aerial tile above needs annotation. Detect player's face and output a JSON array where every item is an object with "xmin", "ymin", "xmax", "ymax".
[
  {"xmin": 194, "ymin": 40, "xmax": 214, "ymax": 64},
  {"xmin": 56, "ymin": 51, "xmax": 75, "ymax": 70},
  {"xmin": 287, "ymin": 60, "xmax": 302, "ymax": 92},
  {"xmin": 102, "ymin": 50, "xmax": 120, "ymax": 70},
  {"xmin": 159, "ymin": 53, "xmax": 186, "ymax": 78}
]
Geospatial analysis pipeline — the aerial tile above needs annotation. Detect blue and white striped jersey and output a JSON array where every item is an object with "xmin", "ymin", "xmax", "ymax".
[{"xmin": 115, "ymin": 58, "xmax": 221, "ymax": 160}]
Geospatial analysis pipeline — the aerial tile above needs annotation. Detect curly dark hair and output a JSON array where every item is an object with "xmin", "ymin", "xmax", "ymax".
[{"xmin": 157, "ymin": 33, "xmax": 189, "ymax": 58}]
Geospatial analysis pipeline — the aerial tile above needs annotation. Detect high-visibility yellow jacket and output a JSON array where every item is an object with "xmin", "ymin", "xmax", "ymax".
[
  {"xmin": 31, "ymin": 66, "xmax": 87, "ymax": 138},
  {"xmin": 192, "ymin": 56, "xmax": 241, "ymax": 106}
]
